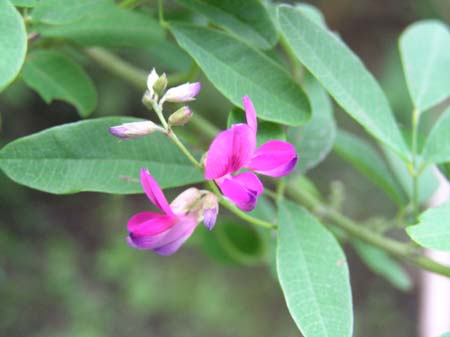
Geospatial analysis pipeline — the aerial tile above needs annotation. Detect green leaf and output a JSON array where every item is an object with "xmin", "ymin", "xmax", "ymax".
[
  {"xmin": 10, "ymin": 0, "xmax": 36, "ymax": 7},
  {"xmin": 352, "ymin": 240, "xmax": 412, "ymax": 291},
  {"xmin": 384, "ymin": 147, "xmax": 439, "ymax": 204},
  {"xmin": 175, "ymin": 0, "xmax": 278, "ymax": 50},
  {"xmin": 0, "ymin": 0, "xmax": 27, "ymax": 92},
  {"xmin": 38, "ymin": 6, "xmax": 164, "ymax": 48},
  {"xmin": 422, "ymin": 106, "xmax": 450, "ymax": 164},
  {"xmin": 171, "ymin": 23, "xmax": 311, "ymax": 126},
  {"xmin": 0, "ymin": 117, "xmax": 203, "ymax": 194},
  {"xmin": 288, "ymin": 74, "xmax": 335, "ymax": 173},
  {"xmin": 278, "ymin": 5, "xmax": 409, "ymax": 160},
  {"xmin": 227, "ymin": 107, "xmax": 286, "ymax": 146},
  {"xmin": 407, "ymin": 199, "xmax": 450, "ymax": 251},
  {"xmin": 201, "ymin": 221, "xmax": 265, "ymax": 265},
  {"xmin": 22, "ymin": 50, "xmax": 97, "ymax": 118},
  {"xmin": 277, "ymin": 200, "xmax": 353, "ymax": 337},
  {"xmin": 334, "ymin": 130, "xmax": 405, "ymax": 205},
  {"xmin": 32, "ymin": 0, "xmax": 111, "ymax": 24},
  {"xmin": 399, "ymin": 20, "xmax": 450, "ymax": 112},
  {"xmin": 295, "ymin": 3, "xmax": 326, "ymax": 27}
]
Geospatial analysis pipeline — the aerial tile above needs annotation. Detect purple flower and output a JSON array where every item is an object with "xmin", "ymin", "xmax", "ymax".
[
  {"xmin": 204, "ymin": 96, "xmax": 298, "ymax": 211},
  {"xmin": 127, "ymin": 169, "xmax": 218, "ymax": 255}
]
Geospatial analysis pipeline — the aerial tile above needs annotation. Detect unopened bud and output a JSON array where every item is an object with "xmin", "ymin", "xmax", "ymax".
[
  {"xmin": 152, "ymin": 73, "xmax": 167, "ymax": 98},
  {"xmin": 168, "ymin": 106, "xmax": 192, "ymax": 126},
  {"xmin": 146, "ymin": 68, "xmax": 159, "ymax": 95},
  {"xmin": 162, "ymin": 82, "xmax": 201, "ymax": 103},
  {"xmin": 201, "ymin": 192, "xmax": 218, "ymax": 230},
  {"xmin": 109, "ymin": 120, "xmax": 163, "ymax": 139}
]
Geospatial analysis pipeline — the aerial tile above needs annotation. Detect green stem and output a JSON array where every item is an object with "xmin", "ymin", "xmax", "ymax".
[
  {"xmin": 279, "ymin": 35, "xmax": 303, "ymax": 82},
  {"xmin": 84, "ymin": 44, "xmax": 450, "ymax": 278},
  {"xmin": 411, "ymin": 108, "xmax": 420, "ymax": 220},
  {"xmin": 168, "ymin": 130, "xmax": 202, "ymax": 169},
  {"xmin": 285, "ymin": 185, "xmax": 450, "ymax": 277},
  {"xmin": 158, "ymin": 0, "xmax": 169, "ymax": 28},
  {"xmin": 84, "ymin": 48, "xmax": 146, "ymax": 89},
  {"xmin": 207, "ymin": 181, "xmax": 277, "ymax": 230}
]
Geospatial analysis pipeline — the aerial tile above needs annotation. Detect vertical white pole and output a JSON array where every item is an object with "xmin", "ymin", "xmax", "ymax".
[{"xmin": 420, "ymin": 168, "xmax": 450, "ymax": 337}]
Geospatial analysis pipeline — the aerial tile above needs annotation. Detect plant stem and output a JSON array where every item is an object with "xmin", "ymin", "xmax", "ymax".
[
  {"xmin": 158, "ymin": 0, "xmax": 168, "ymax": 28},
  {"xmin": 411, "ymin": 108, "xmax": 420, "ymax": 220},
  {"xmin": 207, "ymin": 181, "xmax": 277, "ymax": 230},
  {"xmin": 84, "ymin": 48, "xmax": 147, "ymax": 89},
  {"xmin": 84, "ymin": 45, "xmax": 450, "ymax": 277}
]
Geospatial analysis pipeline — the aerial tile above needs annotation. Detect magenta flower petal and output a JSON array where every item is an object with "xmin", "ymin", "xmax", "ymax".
[
  {"xmin": 127, "ymin": 211, "xmax": 176, "ymax": 236},
  {"xmin": 127, "ymin": 214, "xmax": 198, "ymax": 255},
  {"xmin": 218, "ymin": 172, "xmax": 263, "ymax": 211},
  {"xmin": 248, "ymin": 140, "xmax": 298, "ymax": 177},
  {"xmin": 242, "ymin": 95, "xmax": 257, "ymax": 133},
  {"xmin": 205, "ymin": 124, "xmax": 256, "ymax": 180},
  {"xmin": 140, "ymin": 169, "xmax": 175, "ymax": 216}
]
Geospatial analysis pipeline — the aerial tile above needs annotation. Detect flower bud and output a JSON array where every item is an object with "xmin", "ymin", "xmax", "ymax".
[
  {"xmin": 146, "ymin": 68, "xmax": 159, "ymax": 94},
  {"xmin": 162, "ymin": 82, "xmax": 201, "ymax": 103},
  {"xmin": 152, "ymin": 72, "xmax": 167, "ymax": 98},
  {"xmin": 201, "ymin": 192, "xmax": 218, "ymax": 230},
  {"xmin": 109, "ymin": 120, "xmax": 163, "ymax": 139},
  {"xmin": 168, "ymin": 106, "xmax": 193, "ymax": 126}
]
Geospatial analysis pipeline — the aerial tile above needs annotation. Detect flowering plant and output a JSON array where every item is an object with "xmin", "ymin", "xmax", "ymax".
[{"xmin": 1, "ymin": 1, "xmax": 450, "ymax": 336}]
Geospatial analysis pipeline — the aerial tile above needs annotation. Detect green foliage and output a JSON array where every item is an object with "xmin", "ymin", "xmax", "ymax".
[
  {"xmin": 202, "ymin": 221, "xmax": 265, "ymax": 265},
  {"xmin": 0, "ymin": 117, "xmax": 203, "ymax": 194},
  {"xmin": 278, "ymin": 5, "xmax": 409, "ymax": 160},
  {"xmin": 287, "ymin": 73, "xmax": 335, "ymax": 173},
  {"xmin": 175, "ymin": 0, "xmax": 278, "ymax": 49},
  {"xmin": 37, "ymin": 5, "xmax": 164, "ymax": 48},
  {"xmin": 22, "ymin": 50, "xmax": 97, "ymax": 118},
  {"xmin": 31, "ymin": 0, "xmax": 112, "ymax": 25},
  {"xmin": 422, "ymin": 106, "xmax": 450, "ymax": 164},
  {"xmin": 334, "ymin": 130, "xmax": 405, "ymax": 205},
  {"xmin": 384, "ymin": 147, "xmax": 439, "ymax": 204},
  {"xmin": 407, "ymin": 199, "xmax": 450, "ymax": 251},
  {"xmin": 10, "ymin": 0, "xmax": 36, "ymax": 6},
  {"xmin": 0, "ymin": 0, "xmax": 27, "ymax": 92},
  {"xmin": 277, "ymin": 200, "xmax": 353, "ymax": 337},
  {"xmin": 399, "ymin": 20, "xmax": 450, "ymax": 112},
  {"xmin": 170, "ymin": 23, "xmax": 311, "ymax": 126},
  {"xmin": 352, "ymin": 240, "xmax": 412, "ymax": 291}
]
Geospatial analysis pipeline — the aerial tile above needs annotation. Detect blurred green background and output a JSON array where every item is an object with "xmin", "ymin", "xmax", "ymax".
[{"xmin": 1, "ymin": 0, "xmax": 449, "ymax": 336}]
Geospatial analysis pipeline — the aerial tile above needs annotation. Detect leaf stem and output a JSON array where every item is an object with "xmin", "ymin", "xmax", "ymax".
[
  {"xmin": 411, "ymin": 108, "xmax": 420, "ymax": 220},
  {"xmin": 207, "ymin": 181, "xmax": 277, "ymax": 230}
]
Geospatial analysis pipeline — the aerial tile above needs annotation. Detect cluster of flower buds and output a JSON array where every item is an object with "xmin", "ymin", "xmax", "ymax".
[{"xmin": 109, "ymin": 68, "xmax": 201, "ymax": 140}]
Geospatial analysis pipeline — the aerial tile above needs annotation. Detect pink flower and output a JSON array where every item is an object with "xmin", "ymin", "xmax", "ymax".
[
  {"xmin": 127, "ymin": 169, "xmax": 218, "ymax": 255},
  {"xmin": 205, "ymin": 96, "xmax": 298, "ymax": 211}
]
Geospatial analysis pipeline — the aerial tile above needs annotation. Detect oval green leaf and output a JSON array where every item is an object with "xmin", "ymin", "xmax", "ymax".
[
  {"xmin": 277, "ymin": 200, "xmax": 353, "ymax": 337},
  {"xmin": 170, "ymin": 23, "xmax": 311, "ymax": 126},
  {"xmin": 22, "ymin": 50, "xmax": 97, "ymax": 118},
  {"xmin": 175, "ymin": 0, "xmax": 278, "ymax": 49},
  {"xmin": 31, "ymin": 0, "xmax": 111, "ymax": 24},
  {"xmin": 0, "ymin": 0, "xmax": 27, "ymax": 92},
  {"xmin": 278, "ymin": 5, "xmax": 409, "ymax": 160},
  {"xmin": 288, "ymin": 74, "xmax": 336, "ymax": 173},
  {"xmin": 38, "ymin": 6, "xmax": 164, "ymax": 48},
  {"xmin": 399, "ymin": 20, "xmax": 450, "ymax": 112},
  {"xmin": 0, "ymin": 117, "xmax": 203, "ymax": 194},
  {"xmin": 407, "ymin": 199, "xmax": 450, "ymax": 251},
  {"xmin": 422, "ymin": 106, "xmax": 450, "ymax": 164},
  {"xmin": 334, "ymin": 130, "xmax": 405, "ymax": 205}
]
